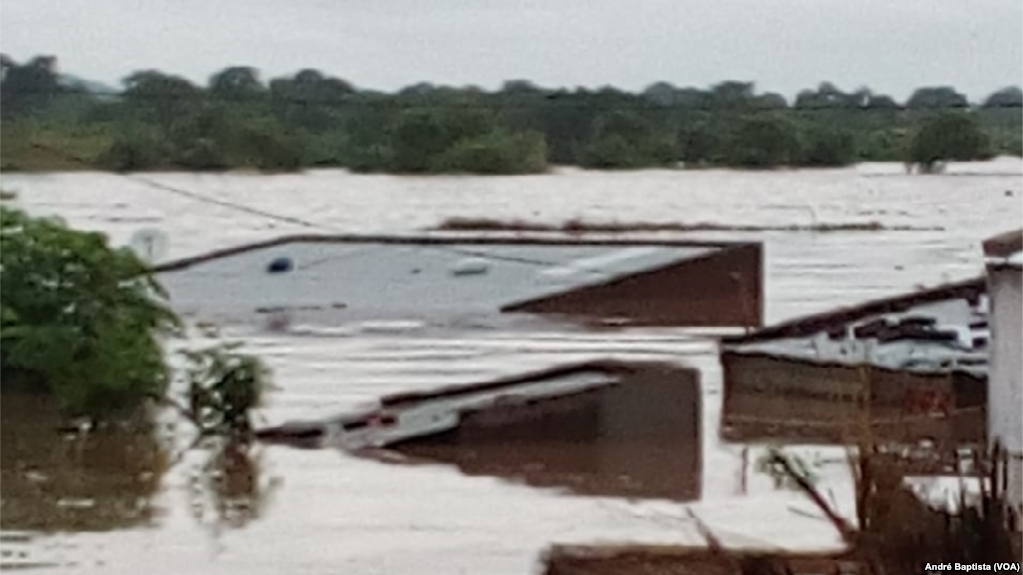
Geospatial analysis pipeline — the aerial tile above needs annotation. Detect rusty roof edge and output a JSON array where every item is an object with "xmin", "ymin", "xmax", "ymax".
[
  {"xmin": 720, "ymin": 349, "xmax": 988, "ymax": 381},
  {"xmin": 983, "ymin": 229, "xmax": 1023, "ymax": 258},
  {"xmin": 150, "ymin": 233, "xmax": 757, "ymax": 273},
  {"xmin": 499, "ymin": 243, "xmax": 761, "ymax": 313},
  {"xmin": 543, "ymin": 543, "xmax": 853, "ymax": 560},
  {"xmin": 721, "ymin": 275, "xmax": 987, "ymax": 346},
  {"xmin": 378, "ymin": 359, "xmax": 687, "ymax": 408}
]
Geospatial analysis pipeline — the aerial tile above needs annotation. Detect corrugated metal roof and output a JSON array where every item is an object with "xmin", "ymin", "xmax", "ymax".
[
  {"xmin": 724, "ymin": 284, "xmax": 989, "ymax": 376},
  {"xmin": 156, "ymin": 240, "xmax": 724, "ymax": 321}
]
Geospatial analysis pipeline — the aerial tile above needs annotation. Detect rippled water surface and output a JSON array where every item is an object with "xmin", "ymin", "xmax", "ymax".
[{"xmin": 1, "ymin": 161, "xmax": 1020, "ymax": 574}]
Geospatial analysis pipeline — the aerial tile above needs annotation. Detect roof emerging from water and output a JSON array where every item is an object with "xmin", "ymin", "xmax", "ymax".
[
  {"xmin": 722, "ymin": 277, "xmax": 989, "ymax": 377},
  {"xmin": 153, "ymin": 234, "xmax": 763, "ymax": 328}
]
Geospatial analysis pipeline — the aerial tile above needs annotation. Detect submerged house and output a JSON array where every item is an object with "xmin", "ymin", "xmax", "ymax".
[
  {"xmin": 720, "ymin": 276, "xmax": 989, "ymax": 449},
  {"xmin": 257, "ymin": 360, "xmax": 703, "ymax": 501},
  {"xmin": 152, "ymin": 234, "xmax": 763, "ymax": 328}
]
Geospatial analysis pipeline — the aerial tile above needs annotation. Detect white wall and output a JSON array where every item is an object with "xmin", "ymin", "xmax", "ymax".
[{"xmin": 987, "ymin": 266, "xmax": 1022, "ymax": 513}]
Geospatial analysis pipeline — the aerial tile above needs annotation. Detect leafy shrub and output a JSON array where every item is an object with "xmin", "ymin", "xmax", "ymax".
[
  {"xmin": 98, "ymin": 134, "xmax": 165, "ymax": 172},
  {"xmin": 0, "ymin": 206, "xmax": 180, "ymax": 418},
  {"xmin": 433, "ymin": 131, "xmax": 547, "ymax": 174}
]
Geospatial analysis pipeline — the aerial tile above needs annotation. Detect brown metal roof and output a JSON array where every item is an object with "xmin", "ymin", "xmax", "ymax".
[{"xmin": 983, "ymin": 229, "xmax": 1023, "ymax": 258}]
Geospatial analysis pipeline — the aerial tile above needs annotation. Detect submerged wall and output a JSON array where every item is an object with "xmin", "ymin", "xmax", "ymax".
[
  {"xmin": 393, "ymin": 363, "xmax": 702, "ymax": 501},
  {"xmin": 504, "ymin": 243, "xmax": 763, "ymax": 328},
  {"xmin": 721, "ymin": 352, "xmax": 987, "ymax": 448}
]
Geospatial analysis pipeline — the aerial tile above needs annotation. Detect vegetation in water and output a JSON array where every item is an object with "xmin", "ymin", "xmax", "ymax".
[
  {"xmin": 0, "ymin": 204, "xmax": 266, "ymax": 438},
  {"xmin": 0, "ymin": 204, "xmax": 271, "ymax": 534},
  {"xmin": 0, "ymin": 204, "xmax": 180, "ymax": 418},
  {"xmin": 1, "ymin": 55, "xmax": 1020, "ymax": 174}
]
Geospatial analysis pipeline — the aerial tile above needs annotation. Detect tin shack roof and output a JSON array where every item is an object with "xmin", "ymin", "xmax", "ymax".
[
  {"xmin": 153, "ymin": 234, "xmax": 763, "ymax": 327},
  {"xmin": 721, "ymin": 277, "xmax": 988, "ymax": 376},
  {"xmin": 984, "ymin": 229, "xmax": 1023, "ymax": 270}
]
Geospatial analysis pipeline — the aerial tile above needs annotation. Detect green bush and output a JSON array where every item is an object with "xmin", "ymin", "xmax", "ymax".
[
  {"xmin": 433, "ymin": 131, "xmax": 547, "ymax": 174},
  {"xmin": 908, "ymin": 112, "xmax": 990, "ymax": 170},
  {"xmin": 99, "ymin": 135, "xmax": 165, "ymax": 172},
  {"xmin": 0, "ymin": 206, "xmax": 180, "ymax": 418},
  {"xmin": 172, "ymin": 138, "xmax": 229, "ymax": 171},
  {"xmin": 723, "ymin": 116, "xmax": 802, "ymax": 167},
  {"xmin": 798, "ymin": 126, "xmax": 857, "ymax": 166}
]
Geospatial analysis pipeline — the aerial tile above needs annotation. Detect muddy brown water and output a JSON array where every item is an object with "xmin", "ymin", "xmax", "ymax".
[{"xmin": 0, "ymin": 163, "xmax": 1020, "ymax": 574}]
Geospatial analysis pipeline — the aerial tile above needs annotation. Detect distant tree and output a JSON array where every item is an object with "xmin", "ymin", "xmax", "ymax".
[
  {"xmin": 677, "ymin": 119, "xmax": 723, "ymax": 164},
  {"xmin": 982, "ymin": 87, "xmax": 1023, "ymax": 108},
  {"xmin": 122, "ymin": 70, "xmax": 203, "ymax": 127},
  {"xmin": 501, "ymin": 80, "xmax": 545, "ymax": 95},
  {"xmin": 397, "ymin": 82, "xmax": 437, "ymax": 97},
  {"xmin": 431, "ymin": 130, "xmax": 547, "ymax": 174},
  {"xmin": 794, "ymin": 82, "xmax": 858, "ymax": 109},
  {"xmin": 709, "ymin": 81, "xmax": 756, "ymax": 109},
  {"xmin": 209, "ymin": 66, "xmax": 265, "ymax": 101},
  {"xmin": 390, "ymin": 109, "xmax": 454, "ymax": 172},
  {"xmin": 0, "ymin": 55, "xmax": 62, "ymax": 118},
  {"xmin": 724, "ymin": 116, "xmax": 801, "ymax": 167},
  {"xmin": 642, "ymin": 82, "xmax": 678, "ymax": 106},
  {"xmin": 798, "ymin": 126, "xmax": 857, "ymax": 166},
  {"xmin": 270, "ymin": 69, "xmax": 353, "ymax": 103},
  {"xmin": 905, "ymin": 86, "xmax": 969, "ymax": 109},
  {"xmin": 674, "ymin": 87, "xmax": 711, "ymax": 109},
  {"xmin": 0, "ymin": 53, "xmax": 15, "ymax": 80},
  {"xmin": 865, "ymin": 94, "xmax": 901, "ymax": 110},
  {"xmin": 580, "ymin": 111, "xmax": 676, "ymax": 169},
  {"xmin": 908, "ymin": 112, "xmax": 989, "ymax": 172},
  {"xmin": 753, "ymin": 92, "xmax": 788, "ymax": 109},
  {"xmin": 99, "ymin": 132, "xmax": 167, "ymax": 172}
]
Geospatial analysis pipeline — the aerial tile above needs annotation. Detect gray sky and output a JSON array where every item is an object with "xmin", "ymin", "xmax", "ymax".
[{"xmin": 2, "ymin": 0, "xmax": 1021, "ymax": 100}]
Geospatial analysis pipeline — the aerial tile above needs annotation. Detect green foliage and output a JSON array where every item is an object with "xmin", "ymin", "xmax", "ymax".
[
  {"xmin": 2, "ymin": 55, "xmax": 1021, "ymax": 173},
  {"xmin": 908, "ymin": 112, "xmax": 990, "ymax": 170},
  {"xmin": 724, "ymin": 116, "xmax": 802, "ymax": 167},
  {"xmin": 180, "ymin": 344, "xmax": 267, "ymax": 436},
  {"xmin": 432, "ymin": 130, "xmax": 547, "ymax": 174},
  {"xmin": 99, "ymin": 133, "xmax": 166, "ymax": 172},
  {"xmin": 580, "ymin": 111, "xmax": 677, "ymax": 169},
  {"xmin": 387, "ymin": 108, "xmax": 545, "ymax": 174},
  {"xmin": 798, "ymin": 125, "xmax": 857, "ymax": 166},
  {"xmin": 0, "ymin": 206, "xmax": 180, "ymax": 418}
]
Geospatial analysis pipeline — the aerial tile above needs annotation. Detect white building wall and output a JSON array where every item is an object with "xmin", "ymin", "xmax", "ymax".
[{"xmin": 987, "ymin": 266, "xmax": 1023, "ymax": 514}]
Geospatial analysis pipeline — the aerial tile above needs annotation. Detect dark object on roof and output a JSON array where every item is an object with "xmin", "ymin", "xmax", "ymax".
[
  {"xmin": 722, "ymin": 276, "xmax": 986, "ymax": 346},
  {"xmin": 267, "ymin": 257, "xmax": 293, "ymax": 273}
]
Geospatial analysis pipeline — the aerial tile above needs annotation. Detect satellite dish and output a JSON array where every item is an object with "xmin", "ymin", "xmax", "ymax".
[{"xmin": 129, "ymin": 228, "xmax": 169, "ymax": 263}]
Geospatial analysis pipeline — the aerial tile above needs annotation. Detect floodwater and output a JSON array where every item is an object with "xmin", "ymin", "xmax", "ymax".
[{"xmin": 0, "ymin": 160, "xmax": 1020, "ymax": 574}]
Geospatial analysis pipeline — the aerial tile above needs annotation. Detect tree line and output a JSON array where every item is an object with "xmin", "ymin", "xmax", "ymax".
[{"xmin": 2, "ymin": 54, "xmax": 1021, "ymax": 174}]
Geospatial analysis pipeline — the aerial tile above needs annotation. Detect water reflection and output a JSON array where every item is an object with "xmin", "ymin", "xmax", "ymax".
[
  {"xmin": 187, "ymin": 438, "xmax": 272, "ymax": 530},
  {"xmin": 0, "ymin": 393, "xmax": 167, "ymax": 532},
  {"xmin": 387, "ymin": 366, "xmax": 703, "ymax": 501}
]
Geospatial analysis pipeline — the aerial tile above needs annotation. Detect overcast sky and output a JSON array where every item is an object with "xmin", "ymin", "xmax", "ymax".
[{"xmin": 2, "ymin": 0, "xmax": 1020, "ymax": 100}]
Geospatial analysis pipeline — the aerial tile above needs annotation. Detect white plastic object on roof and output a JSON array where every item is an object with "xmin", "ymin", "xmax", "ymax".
[
  {"xmin": 129, "ymin": 228, "xmax": 169, "ymax": 263},
  {"xmin": 450, "ymin": 257, "xmax": 491, "ymax": 276}
]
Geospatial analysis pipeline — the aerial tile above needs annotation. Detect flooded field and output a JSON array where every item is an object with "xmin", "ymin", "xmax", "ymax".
[{"xmin": 1, "ymin": 161, "xmax": 1021, "ymax": 573}]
